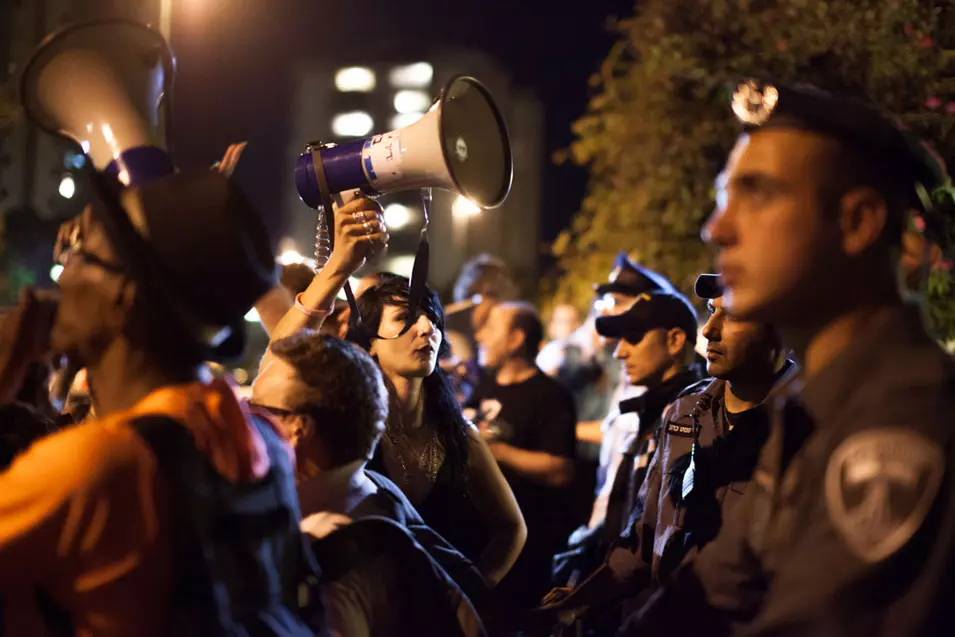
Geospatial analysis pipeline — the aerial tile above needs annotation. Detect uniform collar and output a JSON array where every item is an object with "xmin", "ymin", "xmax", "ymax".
[{"xmin": 797, "ymin": 304, "xmax": 931, "ymax": 427}]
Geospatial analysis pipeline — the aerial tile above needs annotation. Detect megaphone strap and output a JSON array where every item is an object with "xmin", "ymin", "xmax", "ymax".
[{"xmin": 309, "ymin": 145, "xmax": 366, "ymax": 332}]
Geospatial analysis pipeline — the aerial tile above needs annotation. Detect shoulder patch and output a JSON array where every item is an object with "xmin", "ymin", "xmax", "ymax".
[
  {"xmin": 665, "ymin": 419, "xmax": 697, "ymax": 438},
  {"xmin": 825, "ymin": 429, "xmax": 944, "ymax": 564}
]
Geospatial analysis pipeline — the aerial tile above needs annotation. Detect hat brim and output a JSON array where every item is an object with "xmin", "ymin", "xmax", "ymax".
[
  {"xmin": 594, "ymin": 282, "xmax": 644, "ymax": 298},
  {"xmin": 694, "ymin": 274, "xmax": 723, "ymax": 299},
  {"xmin": 595, "ymin": 313, "xmax": 645, "ymax": 342}
]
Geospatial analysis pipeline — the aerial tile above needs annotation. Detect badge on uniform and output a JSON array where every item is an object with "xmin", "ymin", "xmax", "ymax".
[
  {"xmin": 825, "ymin": 429, "xmax": 944, "ymax": 564},
  {"xmin": 681, "ymin": 445, "xmax": 697, "ymax": 501}
]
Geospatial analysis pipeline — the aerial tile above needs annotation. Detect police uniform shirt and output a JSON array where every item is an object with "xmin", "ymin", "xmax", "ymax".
[
  {"xmin": 607, "ymin": 376, "xmax": 772, "ymax": 592},
  {"xmin": 626, "ymin": 304, "xmax": 955, "ymax": 636}
]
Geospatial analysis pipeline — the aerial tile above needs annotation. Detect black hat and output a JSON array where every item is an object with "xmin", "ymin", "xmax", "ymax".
[
  {"xmin": 694, "ymin": 273, "xmax": 723, "ymax": 300},
  {"xmin": 730, "ymin": 80, "xmax": 950, "ymax": 236},
  {"xmin": 594, "ymin": 252, "xmax": 677, "ymax": 298},
  {"xmin": 595, "ymin": 291, "xmax": 698, "ymax": 346},
  {"xmin": 90, "ymin": 169, "xmax": 278, "ymax": 362}
]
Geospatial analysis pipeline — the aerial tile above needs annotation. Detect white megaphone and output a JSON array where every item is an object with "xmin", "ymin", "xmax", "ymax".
[
  {"xmin": 19, "ymin": 19, "xmax": 176, "ymax": 187},
  {"xmin": 294, "ymin": 75, "xmax": 513, "ymax": 211}
]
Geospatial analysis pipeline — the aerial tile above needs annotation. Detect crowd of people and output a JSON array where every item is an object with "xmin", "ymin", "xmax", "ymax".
[{"xmin": 1, "ymin": 22, "xmax": 954, "ymax": 637}]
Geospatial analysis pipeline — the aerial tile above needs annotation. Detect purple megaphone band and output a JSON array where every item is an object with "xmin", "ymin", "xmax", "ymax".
[
  {"xmin": 104, "ymin": 146, "xmax": 175, "ymax": 187},
  {"xmin": 295, "ymin": 139, "xmax": 379, "ymax": 208}
]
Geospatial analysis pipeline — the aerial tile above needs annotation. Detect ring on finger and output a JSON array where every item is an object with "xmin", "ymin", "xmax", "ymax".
[{"xmin": 362, "ymin": 219, "xmax": 373, "ymax": 234}]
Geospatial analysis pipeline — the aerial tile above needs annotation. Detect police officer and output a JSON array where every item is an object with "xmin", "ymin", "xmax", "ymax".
[
  {"xmin": 623, "ymin": 81, "xmax": 955, "ymax": 636},
  {"xmin": 537, "ymin": 273, "xmax": 790, "ymax": 631},
  {"xmin": 544, "ymin": 287, "xmax": 703, "ymax": 613},
  {"xmin": 554, "ymin": 257, "xmax": 688, "ymax": 586}
]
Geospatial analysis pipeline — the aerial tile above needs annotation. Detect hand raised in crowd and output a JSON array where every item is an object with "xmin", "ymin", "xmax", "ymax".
[
  {"xmin": 326, "ymin": 195, "xmax": 389, "ymax": 275},
  {"xmin": 0, "ymin": 288, "xmax": 59, "ymax": 405}
]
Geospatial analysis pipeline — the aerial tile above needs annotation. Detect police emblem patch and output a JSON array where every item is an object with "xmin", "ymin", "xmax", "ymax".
[{"xmin": 825, "ymin": 429, "xmax": 944, "ymax": 564}]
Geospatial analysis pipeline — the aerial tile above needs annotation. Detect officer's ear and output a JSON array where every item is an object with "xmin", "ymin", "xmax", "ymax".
[
  {"xmin": 665, "ymin": 327, "xmax": 688, "ymax": 358},
  {"xmin": 839, "ymin": 186, "xmax": 888, "ymax": 257}
]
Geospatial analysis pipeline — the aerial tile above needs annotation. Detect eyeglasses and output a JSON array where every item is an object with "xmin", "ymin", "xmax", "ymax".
[
  {"xmin": 53, "ymin": 221, "xmax": 125, "ymax": 274},
  {"xmin": 248, "ymin": 401, "xmax": 297, "ymax": 419}
]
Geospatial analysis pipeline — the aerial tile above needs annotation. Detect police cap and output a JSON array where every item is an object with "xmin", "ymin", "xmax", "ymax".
[
  {"xmin": 694, "ymin": 273, "xmax": 723, "ymax": 300},
  {"xmin": 731, "ymin": 80, "xmax": 952, "ymax": 241},
  {"xmin": 595, "ymin": 291, "xmax": 698, "ymax": 346},
  {"xmin": 594, "ymin": 252, "xmax": 678, "ymax": 298}
]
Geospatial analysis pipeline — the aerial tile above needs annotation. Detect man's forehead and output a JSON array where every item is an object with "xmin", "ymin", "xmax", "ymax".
[{"xmin": 724, "ymin": 129, "xmax": 831, "ymax": 182}]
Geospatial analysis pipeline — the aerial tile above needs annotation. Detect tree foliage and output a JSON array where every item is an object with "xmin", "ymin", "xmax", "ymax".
[{"xmin": 549, "ymin": 0, "xmax": 955, "ymax": 337}]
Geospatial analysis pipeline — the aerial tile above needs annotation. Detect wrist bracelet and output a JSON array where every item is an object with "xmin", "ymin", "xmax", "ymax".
[{"xmin": 294, "ymin": 293, "xmax": 333, "ymax": 319}]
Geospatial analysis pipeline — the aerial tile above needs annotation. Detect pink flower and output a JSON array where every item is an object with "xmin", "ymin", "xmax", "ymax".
[
  {"xmin": 933, "ymin": 259, "xmax": 953, "ymax": 272},
  {"xmin": 914, "ymin": 216, "xmax": 926, "ymax": 232},
  {"xmin": 926, "ymin": 97, "xmax": 942, "ymax": 109},
  {"xmin": 921, "ymin": 36, "xmax": 934, "ymax": 48}
]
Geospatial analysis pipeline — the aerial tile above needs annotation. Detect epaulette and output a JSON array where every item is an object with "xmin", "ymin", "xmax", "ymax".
[{"xmin": 676, "ymin": 377, "xmax": 717, "ymax": 399}]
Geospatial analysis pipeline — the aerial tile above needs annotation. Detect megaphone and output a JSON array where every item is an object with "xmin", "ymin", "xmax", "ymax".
[
  {"xmin": 294, "ymin": 75, "xmax": 513, "ymax": 338},
  {"xmin": 19, "ymin": 19, "xmax": 176, "ymax": 187},
  {"xmin": 295, "ymin": 75, "xmax": 513, "ymax": 211}
]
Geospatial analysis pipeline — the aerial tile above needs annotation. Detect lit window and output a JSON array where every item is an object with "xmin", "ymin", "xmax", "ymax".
[
  {"xmin": 389, "ymin": 62, "xmax": 433, "ymax": 88},
  {"xmin": 58, "ymin": 175, "xmax": 75, "ymax": 199},
  {"xmin": 389, "ymin": 112, "xmax": 424, "ymax": 130},
  {"xmin": 383, "ymin": 203, "xmax": 413, "ymax": 229},
  {"xmin": 452, "ymin": 195, "xmax": 481, "ymax": 218},
  {"xmin": 332, "ymin": 111, "xmax": 374, "ymax": 137},
  {"xmin": 393, "ymin": 89, "xmax": 431, "ymax": 114},
  {"xmin": 335, "ymin": 67, "xmax": 376, "ymax": 92}
]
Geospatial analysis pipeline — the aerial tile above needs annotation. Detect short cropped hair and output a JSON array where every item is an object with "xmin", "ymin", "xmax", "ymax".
[
  {"xmin": 505, "ymin": 302, "xmax": 544, "ymax": 362},
  {"xmin": 269, "ymin": 332, "xmax": 387, "ymax": 467},
  {"xmin": 280, "ymin": 263, "xmax": 315, "ymax": 297}
]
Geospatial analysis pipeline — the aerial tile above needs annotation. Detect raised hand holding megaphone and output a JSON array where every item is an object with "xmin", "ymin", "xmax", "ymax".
[{"xmin": 294, "ymin": 75, "xmax": 513, "ymax": 336}]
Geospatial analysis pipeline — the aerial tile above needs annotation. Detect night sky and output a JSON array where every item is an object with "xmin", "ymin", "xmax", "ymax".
[{"xmin": 169, "ymin": 0, "xmax": 634, "ymax": 247}]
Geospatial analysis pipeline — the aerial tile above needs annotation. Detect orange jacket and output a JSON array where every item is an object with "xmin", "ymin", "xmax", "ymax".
[{"xmin": 0, "ymin": 378, "xmax": 288, "ymax": 637}]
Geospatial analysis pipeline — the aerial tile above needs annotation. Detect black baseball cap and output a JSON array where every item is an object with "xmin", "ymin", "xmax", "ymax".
[
  {"xmin": 694, "ymin": 273, "xmax": 723, "ymax": 300},
  {"xmin": 594, "ymin": 252, "xmax": 677, "ymax": 298},
  {"xmin": 595, "ymin": 291, "xmax": 698, "ymax": 346}
]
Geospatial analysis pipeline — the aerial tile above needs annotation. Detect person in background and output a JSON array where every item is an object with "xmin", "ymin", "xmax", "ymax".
[
  {"xmin": 446, "ymin": 254, "xmax": 519, "ymax": 402},
  {"xmin": 471, "ymin": 301, "xmax": 578, "ymax": 620},
  {"xmin": 538, "ymin": 304, "xmax": 608, "ymax": 424},
  {"xmin": 580, "ymin": 256, "xmax": 686, "ymax": 535},
  {"xmin": 348, "ymin": 273, "xmax": 526, "ymax": 589},
  {"xmin": 251, "ymin": 330, "xmax": 494, "ymax": 636}
]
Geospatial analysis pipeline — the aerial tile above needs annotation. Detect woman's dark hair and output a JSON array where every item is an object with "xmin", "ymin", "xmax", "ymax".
[{"xmin": 347, "ymin": 273, "xmax": 471, "ymax": 492}]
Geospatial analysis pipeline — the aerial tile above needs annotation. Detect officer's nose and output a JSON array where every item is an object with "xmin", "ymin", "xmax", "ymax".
[
  {"xmin": 613, "ymin": 340, "xmax": 628, "ymax": 360},
  {"xmin": 701, "ymin": 313, "xmax": 721, "ymax": 342}
]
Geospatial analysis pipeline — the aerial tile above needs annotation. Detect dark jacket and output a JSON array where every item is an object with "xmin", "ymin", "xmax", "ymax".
[{"xmin": 623, "ymin": 306, "xmax": 955, "ymax": 637}]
